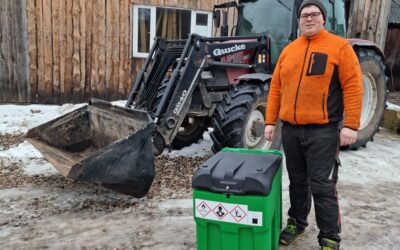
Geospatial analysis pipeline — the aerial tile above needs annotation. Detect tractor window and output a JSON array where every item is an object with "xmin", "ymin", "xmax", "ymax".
[
  {"xmin": 322, "ymin": 0, "xmax": 347, "ymax": 37},
  {"xmin": 236, "ymin": 0, "xmax": 295, "ymax": 68}
]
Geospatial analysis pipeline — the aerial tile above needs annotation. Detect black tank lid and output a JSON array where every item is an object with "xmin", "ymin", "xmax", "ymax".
[{"xmin": 192, "ymin": 149, "xmax": 283, "ymax": 195}]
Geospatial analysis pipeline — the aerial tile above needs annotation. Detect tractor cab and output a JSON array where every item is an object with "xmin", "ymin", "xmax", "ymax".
[{"xmin": 214, "ymin": 0, "xmax": 348, "ymax": 68}]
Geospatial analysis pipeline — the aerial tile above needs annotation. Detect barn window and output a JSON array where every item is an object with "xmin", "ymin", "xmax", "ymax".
[{"xmin": 132, "ymin": 5, "xmax": 212, "ymax": 58}]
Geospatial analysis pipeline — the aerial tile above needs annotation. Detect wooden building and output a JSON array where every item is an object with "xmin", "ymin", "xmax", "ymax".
[
  {"xmin": 385, "ymin": 0, "xmax": 400, "ymax": 91},
  {"xmin": 1, "ymin": 0, "xmax": 232, "ymax": 104},
  {"xmin": 346, "ymin": 0, "xmax": 392, "ymax": 51},
  {"xmin": 0, "ymin": 1, "xmax": 29, "ymax": 103},
  {"xmin": 0, "ymin": 0, "xmax": 394, "ymax": 104}
]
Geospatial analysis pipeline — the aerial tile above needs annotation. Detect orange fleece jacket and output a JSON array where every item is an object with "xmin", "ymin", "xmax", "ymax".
[{"xmin": 265, "ymin": 29, "xmax": 363, "ymax": 130}]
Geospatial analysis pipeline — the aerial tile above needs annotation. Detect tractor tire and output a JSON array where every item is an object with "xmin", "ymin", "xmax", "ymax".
[
  {"xmin": 350, "ymin": 48, "xmax": 388, "ymax": 149},
  {"xmin": 171, "ymin": 116, "xmax": 208, "ymax": 150},
  {"xmin": 152, "ymin": 80, "xmax": 207, "ymax": 150},
  {"xmin": 211, "ymin": 83, "xmax": 282, "ymax": 152}
]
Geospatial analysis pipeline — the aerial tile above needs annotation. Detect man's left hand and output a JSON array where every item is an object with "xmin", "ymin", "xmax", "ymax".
[{"xmin": 340, "ymin": 127, "xmax": 358, "ymax": 146}]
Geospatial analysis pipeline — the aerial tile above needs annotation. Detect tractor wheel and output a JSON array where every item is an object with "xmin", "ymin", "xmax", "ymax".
[
  {"xmin": 350, "ymin": 48, "xmax": 388, "ymax": 149},
  {"xmin": 211, "ymin": 83, "xmax": 282, "ymax": 152},
  {"xmin": 171, "ymin": 116, "xmax": 208, "ymax": 150},
  {"xmin": 152, "ymin": 80, "xmax": 207, "ymax": 150}
]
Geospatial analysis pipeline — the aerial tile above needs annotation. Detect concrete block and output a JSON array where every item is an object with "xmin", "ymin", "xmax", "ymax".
[{"xmin": 382, "ymin": 103, "xmax": 400, "ymax": 134}]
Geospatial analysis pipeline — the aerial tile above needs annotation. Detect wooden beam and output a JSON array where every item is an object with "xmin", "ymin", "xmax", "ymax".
[
  {"xmin": 376, "ymin": 0, "xmax": 391, "ymax": 50},
  {"xmin": 65, "ymin": 0, "xmax": 73, "ymax": 102},
  {"xmin": 13, "ymin": 0, "xmax": 29, "ymax": 103},
  {"xmin": 0, "ymin": 1, "xmax": 9, "ymax": 102},
  {"xmin": 111, "ymin": 0, "xmax": 120, "ymax": 100},
  {"xmin": 362, "ymin": 0, "xmax": 372, "ymax": 38},
  {"xmin": 42, "ymin": 0, "xmax": 54, "ymax": 103},
  {"xmin": 26, "ymin": 0, "xmax": 38, "ymax": 103},
  {"xmin": 97, "ymin": 0, "xmax": 106, "ymax": 99},
  {"xmin": 59, "ymin": 0, "xmax": 66, "ymax": 103},
  {"xmin": 91, "ymin": 0, "xmax": 100, "ymax": 98},
  {"xmin": 79, "ymin": 0, "xmax": 86, "ymax": 101},
  {"xmin": 5, "ymin": 1, "xmax": 16, "ymax": 102},
  {"xmin": 119, "ymin": 0, "xmax": 130, "ymax": 96},
  {"xmin": 72, "ymin": 0, "xmax": 81, "ymax": 102},
  {"xmin": 52, "ymin": 0, "xmax": 60, "ymax": 104},
  {"xmin": 105, "ymin": 0, "xmax": 113, "ymax": 100},
  {"xmin": 36, "ymin": 0, "xmax": 46, "ymax": 103},
  {"xmin": 85, "ymin": 0, "xmax": 93, "ymax": 100}
]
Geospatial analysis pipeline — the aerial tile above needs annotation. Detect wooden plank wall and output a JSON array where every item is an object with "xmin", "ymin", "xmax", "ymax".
[
  {"xmin": 26, "ymin": 0, "xmax": 133, "ymax": 103},
  {"xmin": 347, "ymin": 0, "xmax": 392, "ymax": 50},
  {"xmin": 385, "ymin": 26, "xmax": 400, "ymax": 91},
  {"xmin": 0, "ymin": 0, "xmax": 29, "ymax": 103},
  {"xmin": 20, "ymin": 0, "xmax": 232, "ymax": 104}
]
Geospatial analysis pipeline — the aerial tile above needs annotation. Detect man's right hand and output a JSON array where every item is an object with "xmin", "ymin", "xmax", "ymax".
[{"xmin": 264, "ymin": 125, "xmax": 276, "ymax": 141}]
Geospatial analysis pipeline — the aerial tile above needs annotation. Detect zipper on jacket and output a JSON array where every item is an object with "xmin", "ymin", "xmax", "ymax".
[
  {"xmin": 293, "ymin": 39, "xmax": 310, "ymax": 124},
  {"xmin": 322, "ymin": 93, "xmax": 326, "ymax": 120}
]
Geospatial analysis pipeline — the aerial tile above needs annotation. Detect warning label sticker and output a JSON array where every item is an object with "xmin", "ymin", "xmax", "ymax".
[
  {"xmin": 213, "ymin": 203, "xmax": 228, "ymax": 220},
  {"xmin": 196, "ymin": 201, "xmax": 211, "ymax": 217},
  {"xmin": 195, "ymin": 199, "xmax": 263, "ymax": 226}
]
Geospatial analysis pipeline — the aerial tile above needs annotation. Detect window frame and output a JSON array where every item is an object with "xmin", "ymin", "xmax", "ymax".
[
  {"xmin": 132, "ymin": 5, "xmax": 212, "ymax": 58},
  {"xmin": 132, "ymin": 5, "xmax": 156, "ymax": 58},
  {"xmin": 190, "ymin": 10, "xmax": 213, "ymax": 38}
]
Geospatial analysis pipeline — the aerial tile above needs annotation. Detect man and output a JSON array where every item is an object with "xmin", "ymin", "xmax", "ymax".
[{"xmin": 264, "ymin": 0, "xmax": 363, "ymax": 249}]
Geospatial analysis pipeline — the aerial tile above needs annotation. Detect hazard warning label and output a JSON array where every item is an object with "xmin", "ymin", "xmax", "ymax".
[
  {"xmin": 195, "ymin": 199, "xmax": 263, "ymax": 226},
  {"xmin": 213, "ymin": 203, "xmax": 228, "ymax": 220},
  {"xmin": 196, "ymin": 201, "xmax": 211, "ymax": 217},
  {"xmin": 230, "ymin": 205, "xmax": 246, "ymax": 222}
]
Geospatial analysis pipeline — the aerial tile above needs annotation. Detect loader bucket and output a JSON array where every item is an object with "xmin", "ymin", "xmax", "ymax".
[{"xmin": 26, "ymin": 99, "xmax": 155, "ymax": 197}]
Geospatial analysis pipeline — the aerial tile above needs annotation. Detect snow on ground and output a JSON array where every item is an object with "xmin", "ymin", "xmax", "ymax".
[
  {"xmin": 163, "ymin": 129, "xmax": 214, "ymax": 158},
  {"xmin": 0, "ymin": 103, "xmax": 85, "ymax": 135},
  {"xmin": 0, "ymin": 141, "xmax": 58, "ymax": 176},
  {"xmin": 1, "ymin": 102, "xmax": 400, "ymax": 249},
  {"xmin": 387, "ymin": 101, "xmax": 400, "ymax": 112},
  {"xmin": 0, "ymin": 103, "xmax": 85, "ymax": 176}
]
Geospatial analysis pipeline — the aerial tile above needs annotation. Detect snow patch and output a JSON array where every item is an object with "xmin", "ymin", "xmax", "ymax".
[
  {"xmin": 164, "ymin": 129, "xmax": 213, "ymax": 158},
  {"xmin": 386, "ymin": 101, "xmax": 400, "ymax": 112},
  {"xmin": 0, "ymin": 103, "xmax": 84, "ymax": 135},
  {"xmin": 0, "ymin": 141, "xmax": 58, "ymax": 176}
]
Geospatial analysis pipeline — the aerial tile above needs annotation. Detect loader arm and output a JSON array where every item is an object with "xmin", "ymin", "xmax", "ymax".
[{"xmin": 126, "ymin": 34, "xmax": 270, "ymax": 153}]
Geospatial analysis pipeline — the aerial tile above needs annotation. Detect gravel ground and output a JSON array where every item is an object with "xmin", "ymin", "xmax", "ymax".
[
  {"xmin": 1, "ymin": 131, "xmax": 400, "ymax": 250},
  {"xmin": 0, "ymin": 133, "xmax": 206, "ymax": 249}
]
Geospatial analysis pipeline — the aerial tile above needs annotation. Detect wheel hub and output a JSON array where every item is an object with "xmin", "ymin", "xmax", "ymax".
[
  {"xmin": 251, "ymin": 120, "xmax": 265, "ymax": 138},
  {"xmin": 360, "ymin": 73, "xmax": 378, "ymax": 130},
  {"xmin": 245, "ymin": 109, "xmax": 271, "ymax": 148}
]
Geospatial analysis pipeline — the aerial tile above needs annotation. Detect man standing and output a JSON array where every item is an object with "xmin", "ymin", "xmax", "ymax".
[{"xmin": 264, "ymin": 0, "xmax": 363, "ymax": 249}]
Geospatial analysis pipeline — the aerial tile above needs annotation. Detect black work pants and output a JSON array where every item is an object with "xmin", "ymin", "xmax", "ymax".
[{"xmin": 282, "ymin": 122, "xmax": 341, "ymax": 242}]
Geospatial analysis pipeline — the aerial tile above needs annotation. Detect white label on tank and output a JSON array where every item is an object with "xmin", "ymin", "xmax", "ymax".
[{"xmin": 195, "ymin": 199, "xmax": 263, "ymax": 227}]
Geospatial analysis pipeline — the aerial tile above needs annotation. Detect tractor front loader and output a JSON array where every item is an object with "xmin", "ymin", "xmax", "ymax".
[
  {"xmin": 27, "ymin": 33, "xmax": 275, "ymax": 197},
  {"xmin": 26, "ymin": 100, "xmax": 155, "ymax": 197},
  {"xmin": 26, "ymin": 0, "xmax": 388, "ymax": 197}
]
